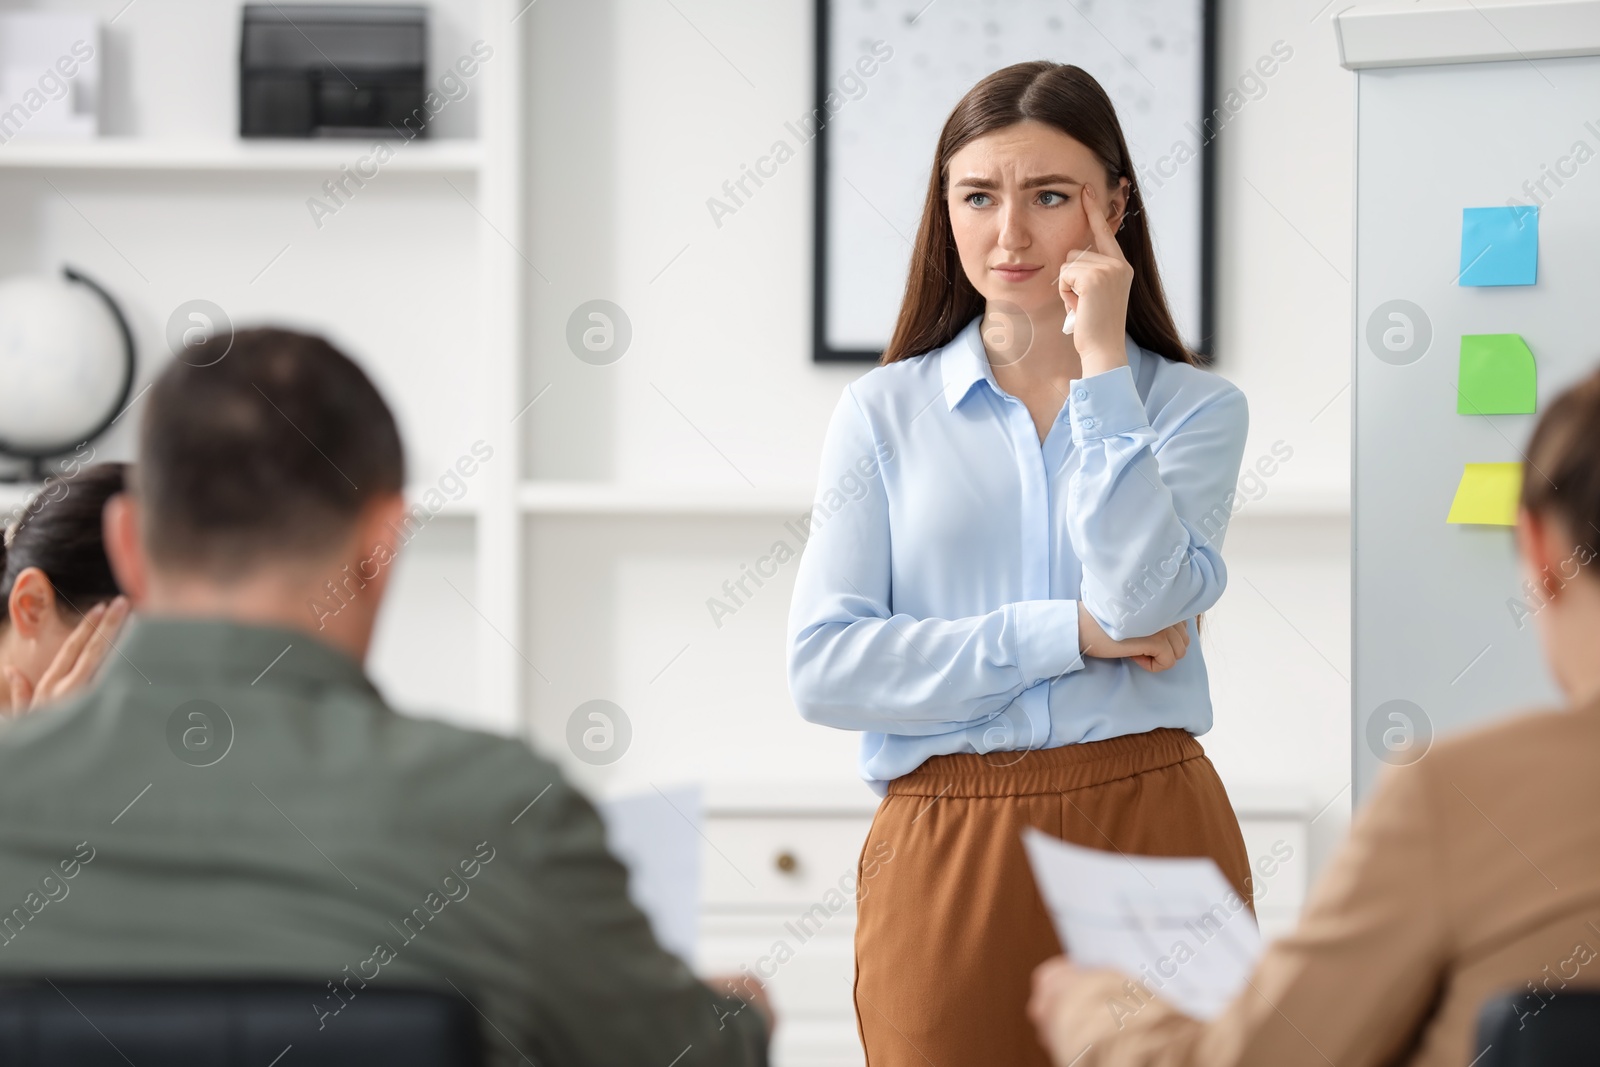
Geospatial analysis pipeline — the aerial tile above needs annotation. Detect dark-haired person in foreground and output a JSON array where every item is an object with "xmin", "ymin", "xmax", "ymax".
[
  {"xmin": 1030, "ymin": 364, "xmax": 1600, "ymax": 1065},
  {"xmin": 1, "ymin": 463, "xmax": 131, "ymax": 714},
  {"xmin": 0, "ymin": 329, "xmax": 771, "ymax": 1067}
]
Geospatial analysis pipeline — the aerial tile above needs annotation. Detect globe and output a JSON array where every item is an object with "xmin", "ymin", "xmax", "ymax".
[{"xmin": 0, "ymin": 273, "xmax": 131, "ymax": 457}]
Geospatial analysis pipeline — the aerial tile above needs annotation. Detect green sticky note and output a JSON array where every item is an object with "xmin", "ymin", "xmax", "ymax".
[
  {"xmin": 1458, "ymin": 334, "xmax": 1536, "ymax": 414},
  {"xmin": 1446, "ymin": 463, "xmax": 1522, "ymax": 525}
]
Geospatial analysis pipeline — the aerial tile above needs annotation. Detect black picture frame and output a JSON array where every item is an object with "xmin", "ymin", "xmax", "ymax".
[{"xmin": 812, "ymin": 0, "xmax": 1219, "ymax": 364}]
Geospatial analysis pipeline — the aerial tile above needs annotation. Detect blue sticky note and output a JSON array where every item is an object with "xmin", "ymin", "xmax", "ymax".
[{"xmin": 1460, "ymin": 206, "xmax": 1538, "ymax": 286}]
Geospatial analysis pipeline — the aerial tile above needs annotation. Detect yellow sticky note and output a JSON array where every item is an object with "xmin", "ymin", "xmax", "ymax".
[{"xmin": 1446, "ymin": 463, "xmax": 1522, "ymax": 525}]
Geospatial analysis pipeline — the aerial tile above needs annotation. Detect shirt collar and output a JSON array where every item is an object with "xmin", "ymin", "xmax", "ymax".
[
  {"xmin": 940, "ymin": 315, "xmax": 997, "ymax": 410},
  {"xmin": 108, "ymin": 615, "xmax": 378, "ymax": 696},
  {"xmin": 939, "ymin": 314, "xmax": 1144, "ymax": 410}
]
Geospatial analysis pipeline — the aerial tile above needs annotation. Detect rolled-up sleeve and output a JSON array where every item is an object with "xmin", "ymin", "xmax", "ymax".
[
  {"xmin": 1066, "ymin": 365, "xmax": 1248, "ymax": 641},
  {"xmin": 786, "ymin": 386, "xmax": 1085, "ymax": 734}
]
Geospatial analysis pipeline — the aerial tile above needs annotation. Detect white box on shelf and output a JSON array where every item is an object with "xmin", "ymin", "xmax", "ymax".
[{"xmin": 0, "ymin": 13, "xmax": 99, "ymax": 142}]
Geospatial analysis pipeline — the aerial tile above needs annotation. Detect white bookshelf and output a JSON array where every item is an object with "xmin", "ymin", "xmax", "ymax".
[
  {"xmin": 517, "ymin": 480, "xmax": 1350, "ymax": 518},
  {"xmin": 0, "ymin": 0, "xmax": 524, "ymax": 740},
  {"xmin": 0, "ymin": 138, "xmax": 483, "ymax": 173},
  {"xmin": 519, "ymin": 481, "xmax": 813, "ymax": 516},
  {"xmin": 3, "ymin": 478, "xmax": 1349, "ymax": 523},
  {"xmin": 1233, "ymin": 485, "xmax": 1350, "ymax": 519}
]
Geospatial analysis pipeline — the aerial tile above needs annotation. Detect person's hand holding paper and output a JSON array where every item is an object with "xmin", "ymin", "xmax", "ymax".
[{"xmin": 1021, "ymin": 827, "xmax": 1262, "ymax": 1060}]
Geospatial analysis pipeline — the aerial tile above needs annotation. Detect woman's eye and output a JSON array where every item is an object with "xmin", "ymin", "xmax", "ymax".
[
  {"xmin": 964, "ymin": 192, "xmax": 991, "ymax": 207},
  {"xmin": 1039, "ymin": 190, "xmax": 1069, "ymax": 206}
]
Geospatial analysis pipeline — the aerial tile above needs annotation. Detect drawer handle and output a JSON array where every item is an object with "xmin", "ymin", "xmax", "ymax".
[{"xmin": 774, "ymin": 850, "xmax": 798, "ymax": 874}]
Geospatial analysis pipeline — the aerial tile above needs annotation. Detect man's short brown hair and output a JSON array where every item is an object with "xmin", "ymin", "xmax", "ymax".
[{"xmin": 137, "ymin": 328, "xmax": 404, "ymax": 575}]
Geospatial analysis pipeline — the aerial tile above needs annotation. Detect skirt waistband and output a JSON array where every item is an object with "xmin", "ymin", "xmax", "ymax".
[{"xmin": 885, "ymin": 727, "xmax": 1205, "ymax": 798}]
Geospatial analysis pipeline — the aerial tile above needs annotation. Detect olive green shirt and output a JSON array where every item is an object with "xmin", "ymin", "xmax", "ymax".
[{"xmin": 0, "ymin": 616, "xmax": 767, "ymax": 1067}]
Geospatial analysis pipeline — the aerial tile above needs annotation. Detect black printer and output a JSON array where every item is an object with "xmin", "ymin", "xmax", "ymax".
[{"xmin": 240, "ymin": 5, "xmax": 427, "ymax": 137}]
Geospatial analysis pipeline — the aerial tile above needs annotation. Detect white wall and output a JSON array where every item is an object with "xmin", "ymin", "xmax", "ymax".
[{"xmin": 1199, "ymin": 0, "xmax": 1357, "ymax": 858}]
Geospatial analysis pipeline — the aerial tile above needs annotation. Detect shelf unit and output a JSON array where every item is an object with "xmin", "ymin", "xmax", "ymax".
[
  {"xmin": 0, "ymin": 138, "xmax": 483, "ymax": 173},
  {"xmin": 0, "ymin": 481, "xmax": 479, "ymax": 520},
  {"xmin": 517, "ymin": 480, "xmax": 1350, "ymax": 518},
  {"xmin": 3, "ymin": 479, "xmax": 1352, "ymax": 522},
  {"xmin": 472, "ymin": 0, "xmax": 527, "ymax": 741},
  {"xmin": 0, "ymin": 0, "xmax": 525, "ymax": 741}
]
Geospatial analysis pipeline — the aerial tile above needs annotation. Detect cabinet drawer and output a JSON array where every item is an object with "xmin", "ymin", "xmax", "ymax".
[
  {"xmin": 1254, "ymin": 905, "xmax": 1301, "ymax": 943},
  {"xmin": 771, "ymin": 1019, "xmax": 865, "ymax": 1067},
  {"xmin": 1238, "ymin": 818, "xmax": 1309, "ymax": 913},
  {"xmin": 701, "ymin": 913, "xmax": 856, "ymax": 1018},
  {"xmin": 701, "ymin": 815, "xmax": 874, "ymax": 909}
]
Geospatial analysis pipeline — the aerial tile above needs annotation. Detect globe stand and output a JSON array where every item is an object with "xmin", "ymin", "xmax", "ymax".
[
  {"xmin": 0, "ymin": 458, "xmax": 52, "ymax": 485},
  {"xmin": 0, "ymin": 266, "xmax": 137, "ymax": 485}
]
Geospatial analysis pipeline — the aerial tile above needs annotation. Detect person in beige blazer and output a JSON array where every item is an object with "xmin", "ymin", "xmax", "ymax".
[{"xmin": 1027, "ymin": 365, "xmax": 1600, "ymax": 1067}]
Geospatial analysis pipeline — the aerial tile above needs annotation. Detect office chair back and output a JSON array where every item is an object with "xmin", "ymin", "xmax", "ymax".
[
  {"xmin": 1475, "ymin": 988, "xmax": 1600, "ymax": 1066},
  {"xmin": 0, "ymin": 980, "xmax": 484, "ymax": 1066}
]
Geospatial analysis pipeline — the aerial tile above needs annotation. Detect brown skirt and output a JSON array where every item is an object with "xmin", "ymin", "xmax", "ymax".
[{"xmin": 851, "ymin": 727, "xmax": 1251, "ymax": 1067}]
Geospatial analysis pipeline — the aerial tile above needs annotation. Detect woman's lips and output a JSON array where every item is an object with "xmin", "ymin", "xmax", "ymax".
[{"xmin": 992, "ymin": 265, "xmax": 1043, "ymax": 282}]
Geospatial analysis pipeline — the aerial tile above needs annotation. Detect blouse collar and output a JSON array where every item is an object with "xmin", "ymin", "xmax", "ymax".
[{"xmin": 939, "ymin": 313, "xmax": 1144, "ymax": 410}]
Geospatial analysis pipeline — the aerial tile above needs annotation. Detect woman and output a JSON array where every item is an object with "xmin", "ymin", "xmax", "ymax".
[
  {"xmin": 0, "ymin": 463, "xmax": 131, "ymax": 715},
  {"xmin": 786, "ymin": 62, "xmax": 1250, "ymax": 1065},
  {"xmin": 1029, "ymin": 367, "xmax": 1600, "ymax": 1066}
]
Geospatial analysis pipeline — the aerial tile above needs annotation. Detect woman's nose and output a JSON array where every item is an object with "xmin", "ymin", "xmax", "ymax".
[{"xmin": 997, "ymin": 203, "xmax": 1030, "ymax": 247}]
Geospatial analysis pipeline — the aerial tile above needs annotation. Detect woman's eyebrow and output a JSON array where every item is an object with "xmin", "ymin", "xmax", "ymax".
[{"xmin": 952, "ymin": 173, "xmax": 1080, "ymax": 190}]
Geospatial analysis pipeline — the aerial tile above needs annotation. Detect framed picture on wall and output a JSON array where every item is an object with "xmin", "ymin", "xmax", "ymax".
[{"xmin": 813, "ymin": 0, "xmax": 1219, "ymax": 362}]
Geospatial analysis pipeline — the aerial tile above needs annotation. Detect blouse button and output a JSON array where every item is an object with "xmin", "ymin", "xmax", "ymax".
[
  {"xmin": 1074, "ymin": 388, "xmax": 1087, "ymax": 401},
  {"xmin": 1082, "ymin": 417, "xmax": 1096, "ymax": 429}
]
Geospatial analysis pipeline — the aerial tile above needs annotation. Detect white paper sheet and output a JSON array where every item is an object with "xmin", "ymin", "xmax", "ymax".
[
  {"xmin": 1022, "ymin": 827, "xmax": 1261, "ymax": 1021},
  {"xmin": 598, "ymin": 785, "xmax": 702, "ymax": 966}
]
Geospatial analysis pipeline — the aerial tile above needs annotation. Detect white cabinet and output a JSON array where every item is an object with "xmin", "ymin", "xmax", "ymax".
[
  {"xmin": 1239, "ymin": 817, "xmax": 1311, "ymax": 941},
  {"xmin": 698, "ymin": 783, "xmax": 1313, "ymax": 1067},
  {"xmin": 698, "ymin": 786, "xmax": 876, "ymax": 1067}
]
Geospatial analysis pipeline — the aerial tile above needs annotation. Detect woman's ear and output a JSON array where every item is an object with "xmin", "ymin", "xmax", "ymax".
[
  {"xmin": 7, "ymin": 568, "xmax": 57, "ymax": 639},
  {"xmin": 1110, "ymin": 176, "xmax": 1132, "ymax": 232}
]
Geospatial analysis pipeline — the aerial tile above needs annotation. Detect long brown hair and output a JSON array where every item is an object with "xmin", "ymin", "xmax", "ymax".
[{"xmin": 882, "ymin": 61, "xmax": 1197, "ymax": 368}]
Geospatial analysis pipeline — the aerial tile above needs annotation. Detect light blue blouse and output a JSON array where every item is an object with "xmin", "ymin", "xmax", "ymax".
[{"xmin": 786, "ymin": 314, "xmax": 1249, "ymax": 796}]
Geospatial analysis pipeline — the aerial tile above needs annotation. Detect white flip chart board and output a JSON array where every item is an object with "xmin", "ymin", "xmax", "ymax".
[{"xmin": 1337, "ymin": 0, "xmax": 1600, "ymax": 799}]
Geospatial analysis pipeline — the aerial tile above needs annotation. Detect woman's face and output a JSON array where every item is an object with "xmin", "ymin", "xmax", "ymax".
[{"xmin": 945, "ymin": 119, "xmax": 1129, "ymax": 319}]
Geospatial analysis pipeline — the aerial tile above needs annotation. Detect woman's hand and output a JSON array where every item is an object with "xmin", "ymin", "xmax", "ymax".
[
  {"xmin": 1078, "ymin": 602, "xmax": 1189, "ymax": 672},
  {"xmin": 2, "ymin": 596, "xmax": 130, "ymax": 715},
  {"xmin": 1058, "ymin": 182, "xmax": 1135, "ymax": 378}
]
